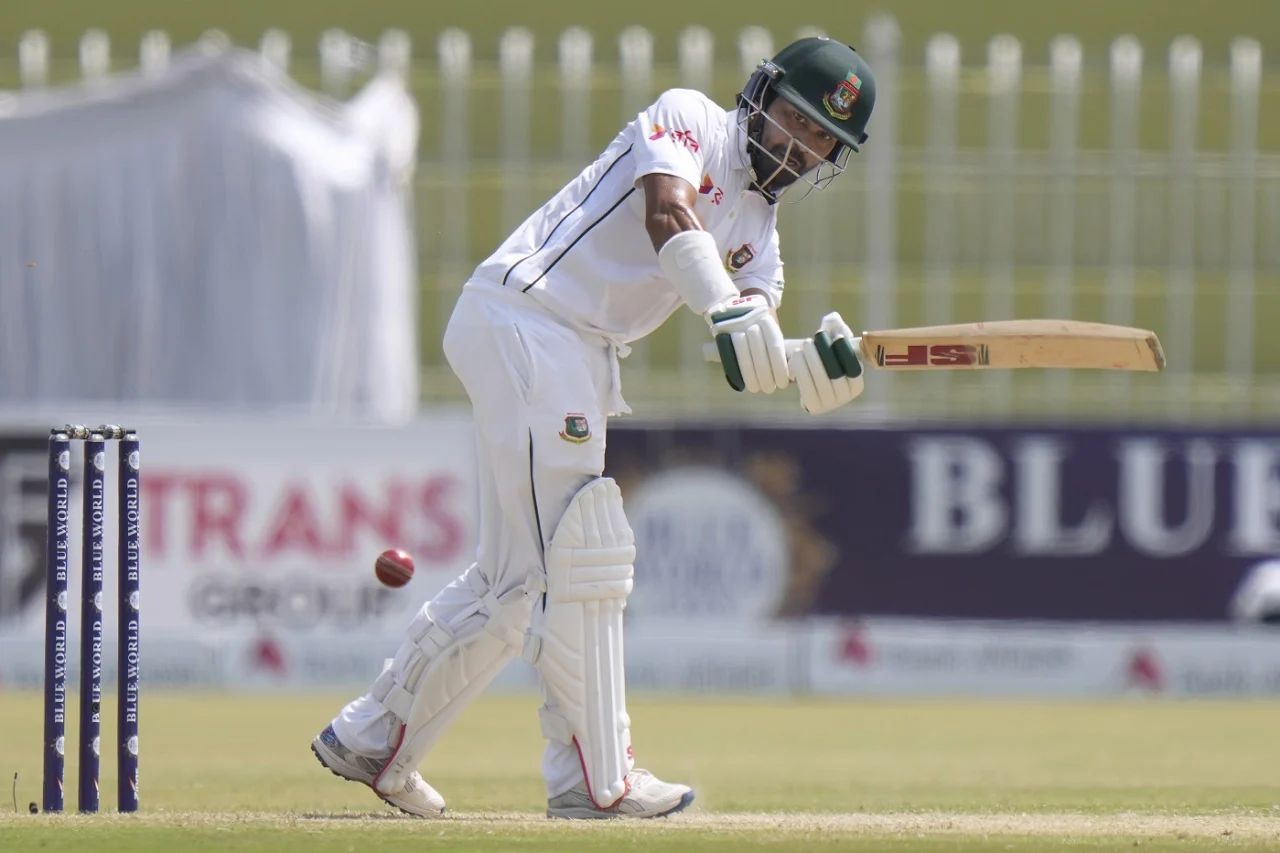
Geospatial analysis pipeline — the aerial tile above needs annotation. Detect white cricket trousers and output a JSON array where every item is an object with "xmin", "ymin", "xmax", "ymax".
[{"xmin": 334, "ymin": 279, "xmax": 626, "ymax": 798}]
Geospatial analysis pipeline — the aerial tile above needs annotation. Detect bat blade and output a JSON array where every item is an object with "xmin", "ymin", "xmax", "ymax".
[
  {"xmin": 701, "ymin": 320, "xmax": 1166, "ymax": 373},
  {"xmin": 862, "ymin": 320, "xmax": 1165, "ymax": 372}
]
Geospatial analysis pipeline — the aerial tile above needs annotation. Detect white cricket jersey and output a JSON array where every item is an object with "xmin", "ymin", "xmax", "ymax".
[{"xmin": 471, "ymin": 88, "xmax": 784, "ymax": 345}]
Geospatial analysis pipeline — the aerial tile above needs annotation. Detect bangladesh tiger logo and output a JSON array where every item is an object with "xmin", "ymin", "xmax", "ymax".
[
  {"xmin": 725, "ymin": 243, "xmax": 755, "ymax": 272},
  {"xmin": 559, "ymin": 414, "xmax": 591, "ymax": 443},
  {"xmin": 823, "ymin": 71, "xmax": 862, "ymax": 120}
]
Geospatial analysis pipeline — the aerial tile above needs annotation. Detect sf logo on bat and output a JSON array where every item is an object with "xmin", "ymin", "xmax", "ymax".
[{"xmin": 874, "ymin": 343, "xmax": 991, "ymax": 368}]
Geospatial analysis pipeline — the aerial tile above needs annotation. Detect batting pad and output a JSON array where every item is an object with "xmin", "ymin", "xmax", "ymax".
[
  {"xmin": 523, "ymin": 477, "xmax": 636, "ymax": 809},
  {"xmin": 369, "ymin": 565, "xmax": 531, "ymax": 795}
]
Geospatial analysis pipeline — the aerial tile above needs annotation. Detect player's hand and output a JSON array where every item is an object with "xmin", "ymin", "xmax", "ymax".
[
  {"xmin": 790, "ymin": 312, "xmax": 865, "ymax": 415},
  {"xmin": 706, "ymin": 294, "xmax": 790, "ymax": 393}
]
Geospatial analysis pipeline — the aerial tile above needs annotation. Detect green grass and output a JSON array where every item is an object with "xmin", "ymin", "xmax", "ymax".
[
  {"xmin": 3, "ymin": 818, "xmax": 1279, "ymax": 853},
  {"xmin": 2, "ymin": 693, "xmax": 1280, "ymax": 850}
]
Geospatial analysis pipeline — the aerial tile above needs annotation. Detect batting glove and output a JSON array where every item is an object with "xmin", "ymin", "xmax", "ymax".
[
  {"xmin": 790, "ymin": 312, "xmax": 865, "ymax": 415},
  {"xmin": 707, "ymin": 294, "xmax": 790, "ymax": 394}
]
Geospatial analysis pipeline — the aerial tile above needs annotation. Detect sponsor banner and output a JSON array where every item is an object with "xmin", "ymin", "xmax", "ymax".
[
  {"xmin": 0, "ymin": 416, "xmax": 478, "ymax": 653},
  {"xmin": 213, "ymin": 621, "xmax": 801, "ymax": 693},
  {"xmin": 622, "ymin": 618, "xmax": 803, "ymax": 694},
  {"xmin": 211, "ymin": 635, "xmax": 536, "ymax": 693},
  {"xmin": 0, "ymin": 622, "xmax": 798, "ymax": 693},
  {"xmin": 807, "ymin": 618, "xmax": 1280, "ymax": 698},
  {"xmin": 0, "ymin": 636, "xmax": 223, "ymax": 690},
  {"xmin": 0, "ymin": 634, "xmax": 527, "ymax": 692},
  {"xmin": 7, "ymin": 412, "xmax": 1280, "ymax": 697},
  {"xmin": 6, "ymin": 620, "xmax": 1280, "ymax": 698},
  {"xmin": 606, "ymin": 423, "xmax": 1280, "ymax": 623},
  {"xmin": 809, "ymin": 619, "xmax": 1126, "ymax": 696},
  {"xmin": 0, "ymin": 431, "xmax": 51, "ymax": 628}
]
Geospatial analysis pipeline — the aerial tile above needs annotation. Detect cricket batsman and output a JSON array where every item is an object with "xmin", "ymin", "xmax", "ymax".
[{"xmin": 312, "ymin": 35, "xmax": 875, "ymax": 819}]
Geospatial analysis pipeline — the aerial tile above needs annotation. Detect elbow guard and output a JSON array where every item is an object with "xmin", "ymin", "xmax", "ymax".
[{"xmin": 656, "ymin": 229, "xmax": 739, "ymax": 317}]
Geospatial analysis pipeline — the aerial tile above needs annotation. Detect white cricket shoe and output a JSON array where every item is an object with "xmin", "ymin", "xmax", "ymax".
[
  {"xmin": 311, "ymin": 724, "xmax": 446, "ymax": 817},
  {"xmin": 546, "ymin": 769, "xmax": 694, "ymax": 819}
]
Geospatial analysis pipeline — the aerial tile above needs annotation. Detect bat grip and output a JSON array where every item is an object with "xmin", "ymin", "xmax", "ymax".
[{"xmin": 701, "ymin": 338, "xmax": 863, "ymax": 363}]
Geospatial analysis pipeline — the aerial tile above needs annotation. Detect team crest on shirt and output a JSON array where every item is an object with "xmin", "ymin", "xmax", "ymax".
[
  {"xmin": 724, "ymin": 243, "xmax": 755, "ymax": 272},
  {"xmin": 560, "ymin": 414, "xmax": 591, "ymax": 443},
  {"xmin": 823, "ymin": 71, "xmax": 863, "ymax": 120}
]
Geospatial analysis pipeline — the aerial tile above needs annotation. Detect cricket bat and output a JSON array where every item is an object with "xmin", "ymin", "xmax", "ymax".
[{"xmin": 702, "ymin": 319, "xmax": 1167, "ymax": 372}]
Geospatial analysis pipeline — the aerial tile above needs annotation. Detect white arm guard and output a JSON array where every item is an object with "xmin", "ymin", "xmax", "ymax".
[{"xmin": 657, "ymin": 229, "xmax": 739, "ymax": 317}]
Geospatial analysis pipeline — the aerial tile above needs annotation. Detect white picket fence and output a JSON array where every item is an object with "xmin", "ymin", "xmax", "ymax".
[{"xmin": 6, "ymin": 19, "xmax": 1276, "ymax": 421}]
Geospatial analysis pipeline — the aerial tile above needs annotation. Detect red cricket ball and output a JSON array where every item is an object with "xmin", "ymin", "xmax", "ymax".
[{"xmin": 374, "ymin": 548, "xmax": 415, "ymax": 588}]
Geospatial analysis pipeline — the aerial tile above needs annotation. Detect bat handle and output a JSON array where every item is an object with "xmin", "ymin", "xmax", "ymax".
[{"xmin": 701, "ymin": 338, "xmax": 863, "ymax": 363}]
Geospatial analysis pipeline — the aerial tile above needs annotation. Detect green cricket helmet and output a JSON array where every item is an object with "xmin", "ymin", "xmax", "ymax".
[{"xmin": 737, "ymin": 36, "xmax": 876, "ymax": 201}]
